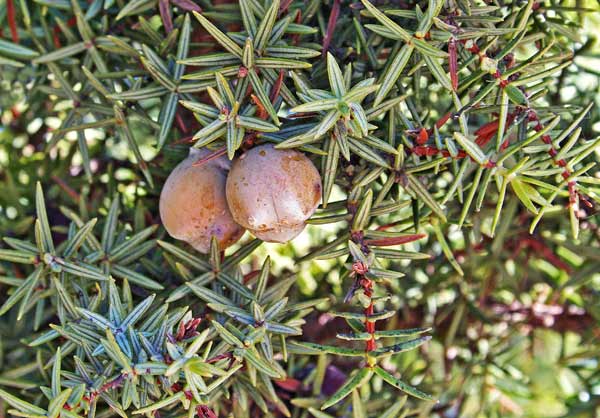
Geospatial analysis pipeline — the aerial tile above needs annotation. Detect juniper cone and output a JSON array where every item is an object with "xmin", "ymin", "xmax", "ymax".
[
  {"xmin": 226, "ymin": 144, "xmax": 322, "ymax": 243},
  {"xmin": 0, "ymin": 0, "xmax": 599, "ymax": 417},
  {"xmin": 159, "ymin": 148, "xmax": 245, "ymax": 253}
]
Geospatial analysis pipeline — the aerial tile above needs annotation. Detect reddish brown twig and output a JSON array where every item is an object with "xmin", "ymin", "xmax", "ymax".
[
  {"xmin": 159, "ymin": 0, "xmax": 173, "ymax": 33},
  {"xmin": 448, "ymin": 37, "xmax": 458, "ymax": 91},
  {"xmin": 52, "ymin": 16, "xmax": 77, "ymax": 49},
  {"xmin": 252, "ymin": 93, "xmax": 268, "ymax": 120},
  {"xmin": 364, "ymin": 234, "xmax": 426, "ymax": 247},
  {"xmin": 322, "ymin": 0, "xmax": 340, "ymax": 53},
  {"xmin": 7, "ymin": 0, "xmax": 18, "ymax": 43},
  {"xmin": 528, "ymin": 110, "xmax": 579, "ymax": 209},
  {"xmin": 269, "ymin": 70, "xmax": 285, "ymax": 104},
  {"xmin": 52, "ymin": 175, "xmax": 80, "ymax": 203}
]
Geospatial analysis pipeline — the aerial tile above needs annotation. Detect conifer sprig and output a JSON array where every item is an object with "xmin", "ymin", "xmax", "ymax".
[{"xmin": 0, "ymin": 0, "xmax": 598, "ymax": 416}]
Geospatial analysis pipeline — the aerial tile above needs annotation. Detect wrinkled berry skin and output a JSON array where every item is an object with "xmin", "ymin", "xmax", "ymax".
[
  {"xmin": 226, "ymin": 144, "xmax": 322, "ymax": 243},
  {"xmin": 159, "ymin": 149, "xmax": 245, "ymax": 253}
]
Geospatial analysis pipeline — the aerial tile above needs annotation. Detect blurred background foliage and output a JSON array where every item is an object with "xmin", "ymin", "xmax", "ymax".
[{"xmin": 0, "ymin": 0, "xmax": 599, "ymax": 417}]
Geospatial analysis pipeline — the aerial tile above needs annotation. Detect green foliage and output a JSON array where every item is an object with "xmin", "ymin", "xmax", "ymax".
[{"xmin": 1, "ymin": 0, "xmax": 600, "ymax": 417}]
